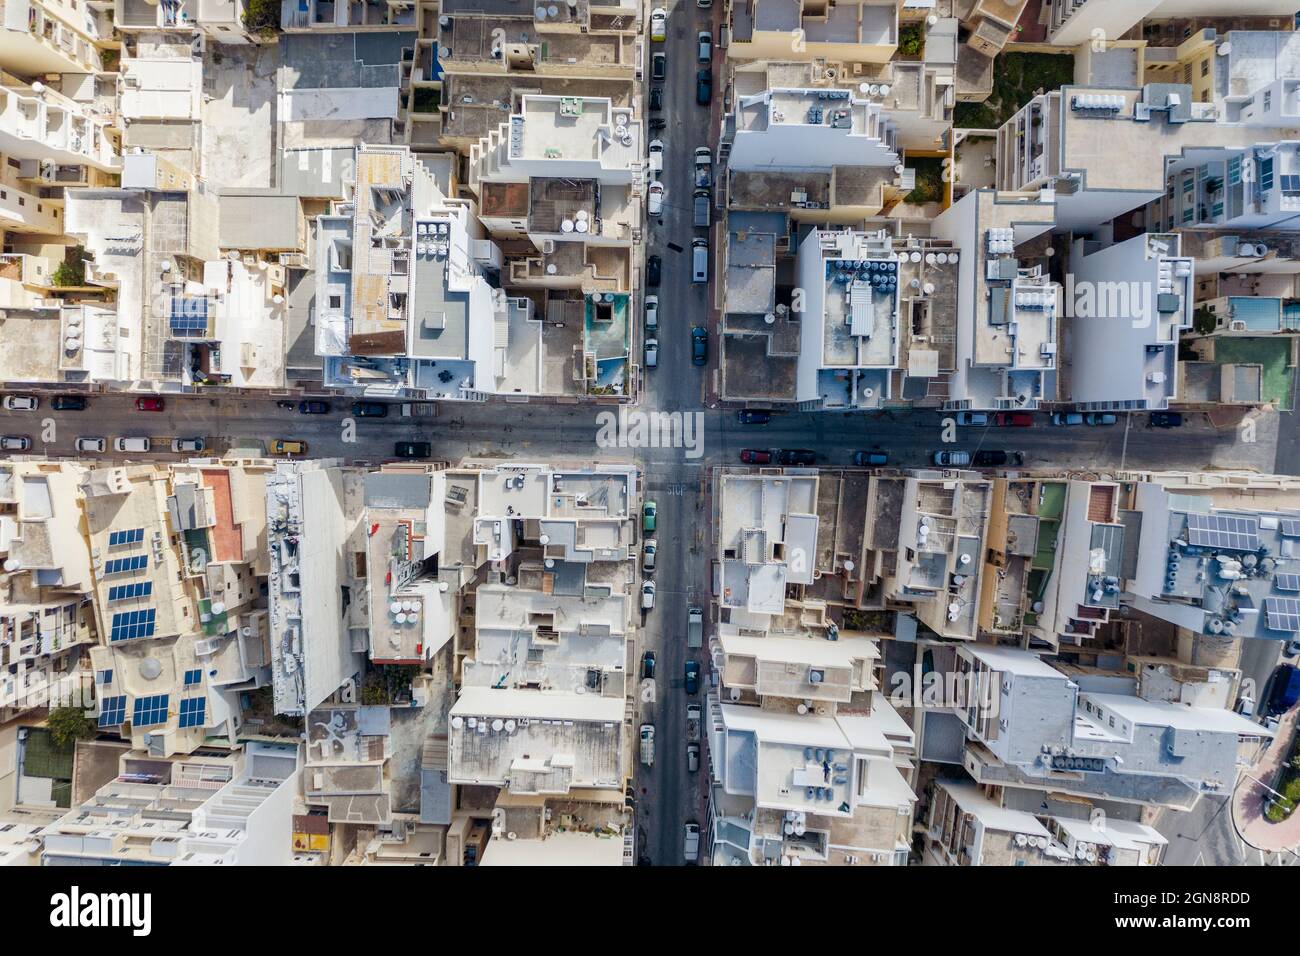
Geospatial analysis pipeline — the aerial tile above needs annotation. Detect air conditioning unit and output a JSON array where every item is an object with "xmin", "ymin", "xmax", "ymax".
[
  {"xmin": 1229, "ymin": 320, "xmax": 1247, "ymax": 331},
  {"xmin": 808, "ymin": 668, "xmax": 826, "ymax": 684}
]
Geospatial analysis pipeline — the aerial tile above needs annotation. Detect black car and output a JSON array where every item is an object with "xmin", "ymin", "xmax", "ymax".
[
  {"xmin": 50, "ymin": 395, "xmax": 87, "ymax": 411},
  {"xmin": 691, "ymin": 326, "xmax": 708, "ymax": 366},
  {"xmin": 351, "ymin": 401, "xmax": 389, "ymax": 418},
  {"xmin": 684, "ymin": 660, "xmax": 700, "ymax": 695},
  {"xmin": 641, "ymin": 651, "xmax": 656, "ymax": 680},
  {"xmin": 394, "ymin": 441, "xmax": 432, "ymax": 458},
  {"xmin": 696, "ymin": 68, "xmax": 712, "ymax": 106},
  {"xmin": 298, "ymin": 400, "xmax": 330, "ymax": 414},
  {"xmin": 1149, "ymin": 412, "xmax": 1183, "ymax": 428},
  {"xmin": 778, "ymin": 449, "xmax": 816, "ymax": 466},
  {"xmin": 972, "ymin": 450, "xmax": 1024, "ymax": 467},
  {"xmin": 649, "ymin": 86, "xmax": 663, "ymax": 111},
  {"xmin": 646, "ymin": 255, "xmax": 662, "ymax": 287},
  {"xmin": 852, "ymin": 450, "xmax": 888, "ymax": 466},
  {"xmin": 736, "ymin": 409, "xmax": 771, "ymax": 425},
  {"xmin": 652, "ymin": 52, "xmax": 666, "ymax": 81}
]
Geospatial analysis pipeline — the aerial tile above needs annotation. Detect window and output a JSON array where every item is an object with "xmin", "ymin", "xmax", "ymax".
[
  {"xmin": 1260, "ymin": 156, "xmax": 1275, "ymax": 192},
  {"xmin": 1228, "ymin": 156, "xmax": 1241, "ymax": 186},
  {"xmin": 1264, "ymin": 91, "xmax": 1272, "ymax": 112},
  {"xmin": 1200, "ymin": 58, "xmax": 1209, "ymax": 78},
  {"xmin": 1182, "ymin": 64, "xmax": 1192, "ymax": 84},
  {"xmin": 96, "ymin": 669, "xmax": 113, "ymax": 685},
  {"xmin": 328, "ymin": 294, "xmax": 342, "ymax": 309}
]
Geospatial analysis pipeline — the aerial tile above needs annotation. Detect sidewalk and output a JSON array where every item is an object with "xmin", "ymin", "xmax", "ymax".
[{"xmin": 1232, "ymin": 704, "xmax": 1300, "ymax": 852}]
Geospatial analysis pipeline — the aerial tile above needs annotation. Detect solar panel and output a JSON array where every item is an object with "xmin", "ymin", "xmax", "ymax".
[
  {"xmin": 1280, "ymin": 519, "xmax": 1300, "ymax": 538},
  {"xmin": 108, "ymin": 582, "xmax": 153, "ymax": 602},
  {"xmin": 1186, "ymin": 513, "xmax": 1260, "ymax": 552},
  {"xmin": 1276, "ymin": 573, "xmax": 1300, "ymax": 592},
  {"xmin": 96, "ymin": 669, "xmax": 113, "ymax": 685},
  {"xmin": 183, "ymin": 669, "xmax": 202, "ymax": 686},
  {"xmin": 178, "ymin": 697, "xmax": 206, "ymax": 729},
  {"xmin": 110, "ymin": 608, "xmax": 157, "ymax": 642},
  {"xmin": 1263, "ymin": 597, "xmax": 1300, "ymax": 632},
  {"xmin": 132, "ymin": 694, "xmax": 169, "ymax": 728},
  {"xmin": 98, "ymin": 695, "xmax": 127, "ymax": 728},
  {"xmin": 108, "ymin": 528, "xmax": 144, "ymax": 547},
  {"xmin": 103, "ymin": 555, "xmax": 148, "ymax": 575},
  {"xmin": 170, "ymin": 296, "xmax": 209, "ymax": 338}
]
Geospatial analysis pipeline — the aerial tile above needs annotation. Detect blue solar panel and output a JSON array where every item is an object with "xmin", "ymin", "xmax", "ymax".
[
  {"xmin": 183, "ymin": 669, "xmax": 202, "ymax": 686},
  {"xmin": 170, "ymin": 296, "xmax": 209, "ymax": 338},
  {"xmin": 96, "ymin": 669, "xmax": 113, "ymax": 685},
  {"xmin": 1276, "ymin": 573, "xmax": 1300, "ymax": 592},
  {"xmin": 98, "ymin": 695, "xmax": 127, "ymax": 727},
  {"xmin": 132, "ymin": 694, "xmax": 169, "ymax": 728},
  {"xmin": 110, "ymin": 608, "xmax": 156, "ymax": 642},
  {"xmin": 107, "ymin": 581, "xmax": 153, "ymax": 602},
  {"xmin": 108, "ymin": 528, "xmax": 144, "ymax": 547},
  {"xmin": 103, "ymin": 555, "xmax": 148, "ymax": 575},
  {"xmin": 178, "ymin": 697, "xmax": 206, "ymax": 729}
]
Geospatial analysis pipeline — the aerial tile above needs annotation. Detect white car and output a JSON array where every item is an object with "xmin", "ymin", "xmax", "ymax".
[
  {"xmin": 955, "ymin": 411, "xmax": 988, "ymax": 426},
  {"xmin": 0, "ymin": 436, "xmax": 30, "ymax": 451},
  {"xmin": 643, "ymin": 538, "xmax": 657, "ymax": 574},
  {"xmin": 172, "ymin": 438, "xmax": 204, "ymax": 453},
  {"xmin": 647, "ymin": 180, "xmax": 664, "ymax": 216},
  {"xmin": 75, "ymin": 437, "xmax": 106, "ymax": 453},
  {"xmin": 650, "ymin": 6, "xmax": 667, "ymax": 41},
  {"xmin": 644, "ymin": 337, "xmax": 659, "ymax": 369},
  {"xmin": 641, "ymin": 580, "xmax": 656, "ymax": 611},
  {"xmin": 645, "ymin": 294, "xmax": 659, "ymax": 331},
  {"xmin": 648, "ymin": 138, "xmax": 664, "ymax": 174},
  {"xmin": 2, "ymin": 395, "xmax": 37, "ymax": 411}
]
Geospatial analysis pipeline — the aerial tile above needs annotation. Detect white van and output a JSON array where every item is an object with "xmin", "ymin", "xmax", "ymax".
[
  {"xmin": 114, "ymin": 437, "xmax": 150, "ymax": 453},
  {"xmin": 691, "ymin": 238, "xmax": 709, "ymax": 283}
]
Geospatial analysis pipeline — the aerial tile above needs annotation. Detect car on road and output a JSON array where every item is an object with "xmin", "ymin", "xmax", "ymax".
[
  {"xmin": 693, "ymin": 188, "xmax": 711, "ymax": 228},
  {"xmin": 646, "ymin": 254, "xmax": 661, "ymax": 287},
  {"xmin": 686, "ymin": 742, "xmax": 700, "ymax": 772},
  {"xmin": 51, "ymin": 395, "xmax": 87, "ymax": 411},
  {"xmin": 271, "ymin": 439, "xmax": 307, "ymax": 455},
  {"xmin": 652, "ymin": 51, "xmax": 666, "ymax": 81},
  {"xmin": 298, "ymin": 400, "xmax": 330, "ymax": 414},
  {"xmin": 648, "ymin": 138, "xmax": 664, "ymax": 174},
  {"xmin": 641, "ymin": 580, "xmax": 656, "ymax": 611},
  {"xmin": 643, "ymin": 538, "xmax": 657, "ymax": 574},
  {"xmin": 75, "ymin": 437, "xmax": 106, "ymax": 453},
  {"xmin": 933, "ymin": 450, "xmax": 970, "ymax": 466},
  {"xmin": 649, "ymin": 86, "xmax": 663, "ymax": 111},
  {"xmin": 684, "ymin": 660, "xmax": 700, "ymax": 694},
  {"xmin": 114, "ymin": 437, "xmax": 150, "ymax": 453},
  {"xmin": 694, "ymin": 147, "xmax": 712, "ymax": 188},
  {"xmin": 641, "ymin": 651, "xmax": 656, "ymax": 680},
  {"xmin": 640, "ymin": 724, "xmax": 655, "ymax": 767},
  {"xmin": 698, "ymin": 30, "xmax": 712, "ymax": 63},
  {"xmin": 954, "ymin": 411, "xmax": 988, "ymax": 426},
  {"xmin": 644, "ymin": 294, "xmax": 658, "ymax": 332},
  {"xmin": 737, "ymin": 409, "xmax": 771, "ymax": 424},
  {"xmin": 684, "ymin": 822, "xmax": 700, "ymax": 862},
  {"xmin": 2, "ymin": 395, "xmax": 38, "ymax": 411},
  {"xmin": 171, "ymin": 438, "xmax": 204, "ymax": 453},
  {"xmin": 778, "ymin": 448, "xmax": 816, "ymax": 466},
  {"xmin": 351, "ymin": 401, "xmax": 388, "ymax": 418},
  {"xmin": 647, "ymin": 180, "xmax": 664, "ymax": 215},
  {"xmin": 650, "ymin": 6, "xmax": 666, "ymax": 40},
  {"xmin": 643, "ymin": 500, "xmax": 657, "ymax": 533},
  {"xmin": 1084, "ymin": 412, "xmax": 1117, "ymax": 426},
  {"xmin": 993, "ymin": 411, "xmax": 1033, "ymax": 427},
  {"xmin": 1050, "ymin": 412, "xmax": 1084, "ymax": 426},
  {"xmin": 696, "ymin": 68, "xmax": 712, "ymax": 106},
  {"xmin": 135, "ymin": 396, "xmax": 165, "ymax": 412},
  {"xmin": 1149, "ymin": 411, "xmax": 1183, "ymax": 428},
  {"xmin": 740, "ymin": 448, "xmax": 772, "ymax": 464},
  {"xmin": 644, "ymin": 337, "xmax": 659, "ymax": 369},
  {"xmin": 691, "ymin": 325, "xmax": 708, "ymax": 365},
  {"xmin": 0, "ymin": 436, "xmax": 30, "ymax": 451},
  {"xmin": 394, "ymin": 441, "xmax": 432, "ymax": 459},
  {"xmin": 691, "ymin": 238, "xmax": 709, "ymax": 283},
  {"xmin": 852, "ymin": 450, "xmax": 888, "ymax": 466},
  {"xmin": 972, "ymin": 449, "xmax": 1024, "ymax": 467}
]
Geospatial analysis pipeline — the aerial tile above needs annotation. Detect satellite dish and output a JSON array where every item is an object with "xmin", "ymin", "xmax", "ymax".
[{"xmin": 140, "ymin": 658, "xmax": 163, "ymax": 680}]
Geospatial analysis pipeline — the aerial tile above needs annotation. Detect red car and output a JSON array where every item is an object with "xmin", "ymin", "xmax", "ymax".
[
  {"xmin": 740, "ymin": 449, "xmax": 772, "ymax": 464},
  {"xmin": 135, "ymin": 396, "xmax": 165, "ymax": 412},
  {"xmin": 993, "ymin": 411, "xmax": 1033, "ymax": 427}
]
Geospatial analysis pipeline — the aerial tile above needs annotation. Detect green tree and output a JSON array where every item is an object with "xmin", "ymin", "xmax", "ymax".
[{"xmin": 46, "ymin": 706, "xmax": 94, "ymax": 749}]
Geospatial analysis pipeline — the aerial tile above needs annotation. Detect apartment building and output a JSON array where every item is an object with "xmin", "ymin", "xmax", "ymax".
[
  {"xmin": 726, "ymin": 0, "xmax": 899, "ymax": 65},
  {"xmin": 281, "ymin": 0, "xmax": 417, "ymax": 30},
  {"xmin": 0, "ymin": 0, "xmax": 107, "ymax": 78},
  {"xmin": 1047, "ymin": 1, "xmax": 1298, "ymax": 48},
  {"xmin": 1148, "ymin": 141, "xmax": 1300, "ymax": 233}
]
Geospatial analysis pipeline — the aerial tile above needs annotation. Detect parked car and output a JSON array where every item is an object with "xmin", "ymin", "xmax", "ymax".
[
  {"xmin": 698, "ymin": 30, "xmax": 712, "ymax": 63},
  {"xmin": 641, "ymin": 651, "xmax": 657, "ymax": 680},
  {"xmin": 645, "ymin": 294, "xmax": 658, "ymax": 331},
  {"xmin": 1149, "ymin": 412, "xmax": 1183, "ymax": 428},
  {"xmin": 696, "ymin": 68, "xmax": 712, "ymax": 106},
  {"xmin": 649, "ymin": 86, "xmax": 664, "ymax": 111},
  {"xmin": 650, "ymin": 6, "xmax": 667, "ymax": 40},
  {"xmin": 1050, "ymin": 412, "xmax": 1084, "ymax": 426},
  {"xmin": 75, "ymin": 437, "xmax": 106, "ymax": 453},
  {"xmin": 0, "ymin": 436, "xmax": 30, "ymax": 451},
  {"xmin": 51, "ymin": 395, "xmax": 87, "ymax": 411},
  {"xmin": 2, "ymin": 395, "xmax": 38, "ymax": 411},
  {"xmin": 646, "ymin": 254, "xmax": 662, "ymax": 287},
  {"xmin": 641, "ymin": 580, "xmax": 656, "ymax": 611},
  {"xmin": 171, "ymin": 438, "xmax": 204, "ymax": 453},
  {"xmin": 643, "ymin": 539, "xmax": 657, "ymax": 574},
  {"xmin": 652, "ymin": 51, "xmax": 666, "ymax": 81},
  {"xmin": 643, "ymin": 500, "xmax": 657, "ymax": 533},
  {"xmin": 684, "ymin": 660, "xmax": 700, "ymax": 694},
  {"xmin": 683, "ymin": 822, "xmax": 700, "ymax": 862},
  {"xmin": 955, "ymin": 411, "xmax": 988, "ymax": 426},
  {"xmin": 644, "ymin": 337, "xmax": 659, "ymax": 369},
  {"xmin": 114, "ymin": 437, "xmax": 150, "ymax": 453},
  {"xmin": 350, "ymin": 401, "xmax": 388, "ymax": 418},
  {"xmin": 394, "ymin": 441, "xmax": 432, "ymax": 459},
  {"xmin": 693, "ymin": 188, "xmax": 711, "ymax": 228},
  {"xmin": 972, "ymin": 449, "xmax": 1024, "ymax": 467},
  {"xmin": 736, "ymin": 409, "xmax": 771, "ymax": 424},
  {"xmin": 778, "ymin": 448, "xmax": 816, "ymax": 466},
  {"xmin": 1085, "ymin": 412, "xmax": 1117, "ymax": 426},
  {"xmin": 933, "ymin": 450, "xmax": 971, "ymax": 466},
  {"xmin": 271, "ymin": 439, "xmax": 307, "ymax": 455},
  {"xmin": 740, "ymin": 448, "xmax": 772, "ymax": 464},
  {"xmin": 648, "ymin": 139, "xmax": 664, "ymax": 174},
  {"xmin": 647, "ymin": 180, "xmax": 664, "ymax": 215},
  {"xmin": 640, "ymin": 724, "xmax": 655, "ymax": 766},
  {"xmin": 135, "ymin": 396, "xmax": 165, "ymax": 412},
  {"xmin": 992, "ymin": 411, "xmax": 1033, "ymax": 427},
  {"xmin": 298, "ymin": 400, "xmax": 330, "ymax": 414},
  {"xmin": 686, "ymin": 742, "xmax": 700, "ymax": 773},
  {"xmin": 691, "ymin": 238, "xmax": 709, "ymax": 283},
  {"xmin": 694, "ymin": 147, "xmax": 712, "ymax": 188},
  {"xmin": 691, "ymin": 325, "xmax": 708, "ymax": 365},
  {"xmin": 852, "ymin": 451, "xmax": 889, "ymax": 466}
]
